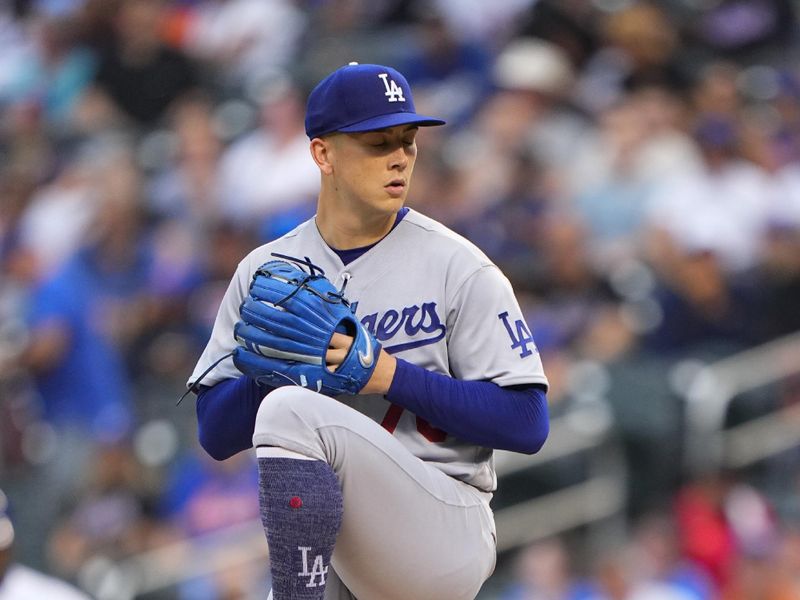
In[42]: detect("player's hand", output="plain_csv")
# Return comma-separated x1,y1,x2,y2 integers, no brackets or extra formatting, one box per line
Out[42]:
326,333,396,395
325,332,352,370
232,260,383,397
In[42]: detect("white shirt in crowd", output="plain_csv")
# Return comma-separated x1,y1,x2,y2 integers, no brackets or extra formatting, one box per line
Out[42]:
217,130,319,223
0,564,91,600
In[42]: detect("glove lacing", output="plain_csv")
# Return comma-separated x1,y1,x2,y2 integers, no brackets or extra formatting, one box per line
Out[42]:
267,252,351,307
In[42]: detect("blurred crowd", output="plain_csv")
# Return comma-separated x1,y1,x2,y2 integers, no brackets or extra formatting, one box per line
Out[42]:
1,0,800,598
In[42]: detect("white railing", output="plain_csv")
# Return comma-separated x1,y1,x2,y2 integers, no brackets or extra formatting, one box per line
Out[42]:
682,330,800,474
78,520,268,600
492,399,627,552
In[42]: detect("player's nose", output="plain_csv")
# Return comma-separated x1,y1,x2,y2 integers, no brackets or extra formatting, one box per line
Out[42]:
388,145,409,171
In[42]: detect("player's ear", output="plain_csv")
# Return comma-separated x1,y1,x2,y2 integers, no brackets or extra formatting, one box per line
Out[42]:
310,137,334,175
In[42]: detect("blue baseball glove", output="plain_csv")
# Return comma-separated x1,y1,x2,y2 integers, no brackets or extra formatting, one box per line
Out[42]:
232,260,381,396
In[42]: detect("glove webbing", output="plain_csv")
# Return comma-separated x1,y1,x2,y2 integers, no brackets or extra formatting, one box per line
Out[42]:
265,252,351,307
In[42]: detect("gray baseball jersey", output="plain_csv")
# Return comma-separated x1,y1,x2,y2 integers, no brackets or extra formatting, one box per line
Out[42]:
190,208,548,492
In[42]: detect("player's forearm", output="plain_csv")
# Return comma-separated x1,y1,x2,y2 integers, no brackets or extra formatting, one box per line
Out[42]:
386,359,549,454
196,375,267,460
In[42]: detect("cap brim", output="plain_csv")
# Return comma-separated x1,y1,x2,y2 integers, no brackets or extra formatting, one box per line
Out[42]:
335,112,445,134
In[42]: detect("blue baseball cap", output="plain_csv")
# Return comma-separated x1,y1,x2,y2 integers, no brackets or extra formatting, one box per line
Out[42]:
305,62,446,139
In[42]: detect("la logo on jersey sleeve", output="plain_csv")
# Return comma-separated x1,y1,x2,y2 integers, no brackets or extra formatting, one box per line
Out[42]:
498,311,538,358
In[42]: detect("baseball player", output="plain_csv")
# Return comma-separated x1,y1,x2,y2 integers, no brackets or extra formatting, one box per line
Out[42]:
187,62,549,600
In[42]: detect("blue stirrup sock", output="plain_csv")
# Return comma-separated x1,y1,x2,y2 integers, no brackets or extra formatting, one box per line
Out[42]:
257,455,343,599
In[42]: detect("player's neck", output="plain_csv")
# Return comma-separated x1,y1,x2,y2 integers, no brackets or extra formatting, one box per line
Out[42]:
316,202,396,250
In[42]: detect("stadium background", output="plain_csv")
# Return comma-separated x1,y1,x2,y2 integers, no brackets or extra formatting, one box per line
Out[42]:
1,0,800,598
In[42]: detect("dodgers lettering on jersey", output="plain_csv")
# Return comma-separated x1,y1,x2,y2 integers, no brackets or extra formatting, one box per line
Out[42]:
353,301,446,353
189,209,548,492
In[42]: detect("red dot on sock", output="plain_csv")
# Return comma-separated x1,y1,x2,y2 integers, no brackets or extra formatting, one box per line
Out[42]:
289,496,303,509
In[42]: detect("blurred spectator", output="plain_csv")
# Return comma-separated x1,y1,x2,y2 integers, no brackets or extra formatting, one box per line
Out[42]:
588,547,701,600
13,148,101,281
574,3,691,116
0,164,38,275
160,449,259,538
675,476,737,591
0,489,91,599
403,143,476,231
571,87,702,270
160,448,264,599
724,482,780,560
181,0,306,91
441,89,537,220
185,220,259,343
0,5,34,98
148,94,223,230
144,97,224,332
0,164,41,474
720,511,800,600
642,245,754,354
645,115,770,275
20,153,157,442
721,555,800,600
217,79,318,232
691,0,796,58
749,165,800,340
0,4,96,128
398,6,493,128
601,3,689,94
751,216,800,340
522,216,625,360
514,0,601,70
690,62,741,120
492,36,598,201
629,513,714,600
428,0,536,45
776,529,800,594
458,149,551,285
80,0,200,129
499,537,590,600
133,218,259,415
769,72,800,168
430,36,582,234
46,444,163,580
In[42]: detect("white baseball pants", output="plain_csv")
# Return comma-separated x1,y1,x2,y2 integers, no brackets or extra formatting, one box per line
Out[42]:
253,387,496,600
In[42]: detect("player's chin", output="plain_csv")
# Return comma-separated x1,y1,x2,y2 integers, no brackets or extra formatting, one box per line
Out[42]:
376,191,406,213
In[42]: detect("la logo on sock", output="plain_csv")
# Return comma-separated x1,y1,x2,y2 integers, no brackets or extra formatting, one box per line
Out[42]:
297,546,328,588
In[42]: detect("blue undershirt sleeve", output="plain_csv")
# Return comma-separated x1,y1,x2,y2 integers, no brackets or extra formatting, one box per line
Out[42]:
386,358,549,454
197,359,549,459
196,375,268,460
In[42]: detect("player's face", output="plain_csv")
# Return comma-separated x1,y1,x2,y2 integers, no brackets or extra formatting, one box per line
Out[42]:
327,125,419,216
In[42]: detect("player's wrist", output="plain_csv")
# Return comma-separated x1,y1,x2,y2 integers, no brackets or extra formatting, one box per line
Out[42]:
360,350,396,395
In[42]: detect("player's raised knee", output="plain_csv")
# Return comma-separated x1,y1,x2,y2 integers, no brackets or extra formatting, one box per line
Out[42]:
254,387,336,438
253,387,343,459
257,386,310,420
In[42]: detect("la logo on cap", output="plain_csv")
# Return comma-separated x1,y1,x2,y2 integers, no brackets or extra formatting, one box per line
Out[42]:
378,73,405,103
